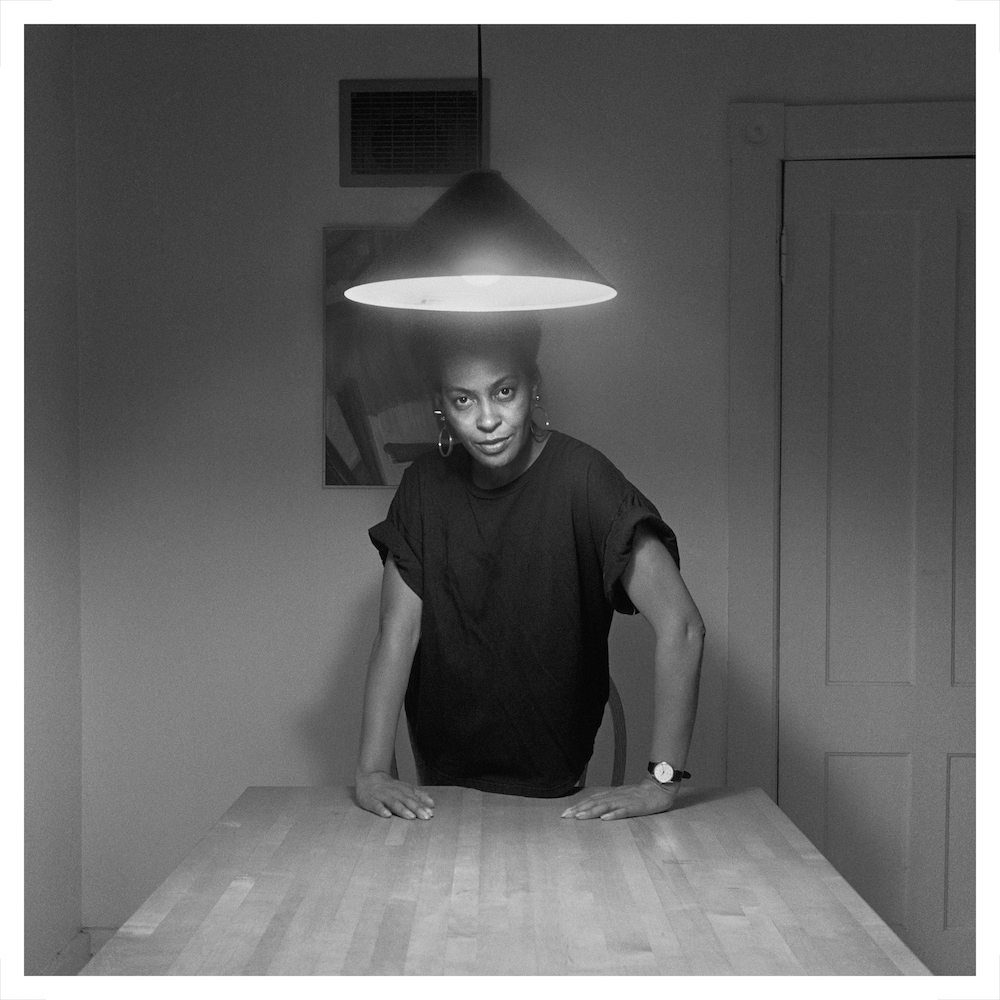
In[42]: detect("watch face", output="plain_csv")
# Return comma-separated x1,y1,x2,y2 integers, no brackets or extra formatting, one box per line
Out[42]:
653,762,675,783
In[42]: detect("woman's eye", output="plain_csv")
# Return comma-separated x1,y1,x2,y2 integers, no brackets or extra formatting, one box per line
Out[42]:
497,386,514,399
453,396,470,407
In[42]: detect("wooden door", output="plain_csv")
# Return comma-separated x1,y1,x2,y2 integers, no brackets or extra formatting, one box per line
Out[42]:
778,158,974,975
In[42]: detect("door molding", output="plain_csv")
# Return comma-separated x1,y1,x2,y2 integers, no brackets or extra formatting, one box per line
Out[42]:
726,101,974,798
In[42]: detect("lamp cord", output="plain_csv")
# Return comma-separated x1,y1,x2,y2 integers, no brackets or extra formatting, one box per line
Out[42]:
477,24,483,170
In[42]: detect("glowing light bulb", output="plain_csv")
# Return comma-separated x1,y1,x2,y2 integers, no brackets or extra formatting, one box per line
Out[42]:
460,274,502,287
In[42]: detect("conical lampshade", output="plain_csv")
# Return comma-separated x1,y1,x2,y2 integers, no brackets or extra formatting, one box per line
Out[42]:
344,170,617,311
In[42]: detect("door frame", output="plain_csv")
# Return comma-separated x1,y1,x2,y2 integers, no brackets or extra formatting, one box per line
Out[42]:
726,101,975,799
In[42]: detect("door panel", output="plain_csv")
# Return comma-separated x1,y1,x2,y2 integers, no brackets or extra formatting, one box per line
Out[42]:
826,208,920,685
945,753,976,930
778,158,974,975
953,209,976,688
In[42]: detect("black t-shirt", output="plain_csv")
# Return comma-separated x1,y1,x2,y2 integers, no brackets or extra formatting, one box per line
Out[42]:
368,430,679,797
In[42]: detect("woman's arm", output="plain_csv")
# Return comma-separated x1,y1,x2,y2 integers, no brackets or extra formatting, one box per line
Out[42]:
355,554,435,820
625,522,704,777
562,522,705,820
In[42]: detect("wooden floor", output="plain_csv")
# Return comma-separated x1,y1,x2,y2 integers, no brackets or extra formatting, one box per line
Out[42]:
81,785,931,976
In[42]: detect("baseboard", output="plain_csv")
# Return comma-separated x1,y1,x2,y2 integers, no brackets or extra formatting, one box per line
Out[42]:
36,930,92,976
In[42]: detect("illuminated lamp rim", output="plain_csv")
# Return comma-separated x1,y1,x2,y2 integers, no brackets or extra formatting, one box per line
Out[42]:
343,275,618,312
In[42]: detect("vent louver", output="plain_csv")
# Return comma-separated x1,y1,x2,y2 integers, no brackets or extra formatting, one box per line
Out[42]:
340,79,490,187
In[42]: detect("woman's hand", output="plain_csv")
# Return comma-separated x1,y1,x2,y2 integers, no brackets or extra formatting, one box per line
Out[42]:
355,769,435,820
560,778,679,821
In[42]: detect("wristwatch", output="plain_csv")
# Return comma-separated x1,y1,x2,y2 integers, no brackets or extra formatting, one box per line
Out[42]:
647,760,691,785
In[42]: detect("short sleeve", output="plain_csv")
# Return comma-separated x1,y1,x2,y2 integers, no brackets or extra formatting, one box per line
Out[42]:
587,452,680,615
368,463,423,599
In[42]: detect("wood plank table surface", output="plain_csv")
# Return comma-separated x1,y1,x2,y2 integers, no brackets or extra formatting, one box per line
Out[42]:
81,785,930,976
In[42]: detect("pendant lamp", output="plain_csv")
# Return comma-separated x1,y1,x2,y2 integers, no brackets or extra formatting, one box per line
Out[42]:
344,28,616,312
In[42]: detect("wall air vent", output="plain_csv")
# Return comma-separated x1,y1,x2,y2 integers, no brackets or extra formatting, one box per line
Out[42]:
339,78,490,187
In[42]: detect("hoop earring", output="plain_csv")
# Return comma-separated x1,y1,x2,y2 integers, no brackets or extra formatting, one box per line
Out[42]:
531,395,551,442
433,409,454,457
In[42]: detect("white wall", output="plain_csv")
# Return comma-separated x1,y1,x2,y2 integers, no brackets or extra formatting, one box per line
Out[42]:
24,25,83,974
68,24,974,927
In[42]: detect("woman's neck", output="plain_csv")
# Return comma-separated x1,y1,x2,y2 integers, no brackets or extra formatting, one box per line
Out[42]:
471,431,550,490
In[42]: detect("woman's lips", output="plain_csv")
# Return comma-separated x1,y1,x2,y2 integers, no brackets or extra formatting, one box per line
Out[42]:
477,437,510,455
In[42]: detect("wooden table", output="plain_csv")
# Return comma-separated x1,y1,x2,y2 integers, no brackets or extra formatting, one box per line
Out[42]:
81,785,930,976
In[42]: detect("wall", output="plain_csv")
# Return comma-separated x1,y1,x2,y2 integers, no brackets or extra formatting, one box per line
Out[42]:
71,24,974,927
24,25,83,974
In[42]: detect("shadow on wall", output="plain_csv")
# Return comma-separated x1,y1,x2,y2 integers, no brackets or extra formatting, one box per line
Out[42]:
297,578,383,786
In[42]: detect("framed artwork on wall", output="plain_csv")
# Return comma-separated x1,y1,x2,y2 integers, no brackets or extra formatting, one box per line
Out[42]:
323,227,438,486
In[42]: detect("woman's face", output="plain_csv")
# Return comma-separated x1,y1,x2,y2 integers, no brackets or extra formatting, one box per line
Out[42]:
438,346,537,481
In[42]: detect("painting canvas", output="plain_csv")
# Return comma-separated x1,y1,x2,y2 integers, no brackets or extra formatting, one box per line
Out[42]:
323,227,439,486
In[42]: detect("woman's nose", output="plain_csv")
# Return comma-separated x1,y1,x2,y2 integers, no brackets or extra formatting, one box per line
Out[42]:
477,403,500,432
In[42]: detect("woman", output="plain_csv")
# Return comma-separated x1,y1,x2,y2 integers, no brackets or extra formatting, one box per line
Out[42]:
356,317,704,821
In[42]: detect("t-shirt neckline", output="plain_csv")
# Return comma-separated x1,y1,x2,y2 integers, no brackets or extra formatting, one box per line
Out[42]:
462,431,560,499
